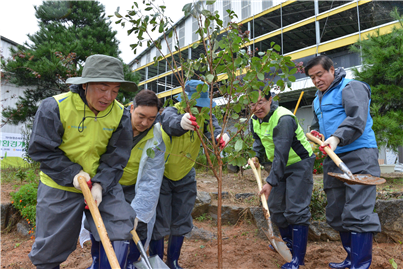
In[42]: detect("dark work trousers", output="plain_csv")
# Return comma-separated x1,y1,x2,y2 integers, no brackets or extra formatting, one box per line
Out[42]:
268,156,315,228
29,181,136,269
323,148,381,233
152,168,197,240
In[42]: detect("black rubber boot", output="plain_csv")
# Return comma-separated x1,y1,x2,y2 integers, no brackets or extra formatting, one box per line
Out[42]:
350,232,373,269
87,233,100,269
279,225,293,253
329,232,351,269
166,235,184,269
99,240,129,269
281,225,309,269
149,238,164,260
126,239,146,269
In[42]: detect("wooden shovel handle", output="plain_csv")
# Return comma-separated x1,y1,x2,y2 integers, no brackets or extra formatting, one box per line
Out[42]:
306,133,344,168
248,159,270,218
78,176,120,269
130,229,140,244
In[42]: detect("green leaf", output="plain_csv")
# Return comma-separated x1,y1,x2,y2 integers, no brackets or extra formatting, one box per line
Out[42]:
206,74,214,83
231,113,239,119
192,42,199,49
273,44,281,51
289,68,297,75
206,0,216,5
389,258,397,269
233,104,242,113
288,75,296,82
258,52,265,56
257,72,264,81
235,139,244,152
146,148,155,159
191,107,199,115
145,7,153,11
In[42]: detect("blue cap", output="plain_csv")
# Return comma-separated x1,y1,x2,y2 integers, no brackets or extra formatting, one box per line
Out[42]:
175,80,216,108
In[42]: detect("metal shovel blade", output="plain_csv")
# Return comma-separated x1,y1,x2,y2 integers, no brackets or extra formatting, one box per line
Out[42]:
134,255,170,269
328,172,386,185
265,219,292,263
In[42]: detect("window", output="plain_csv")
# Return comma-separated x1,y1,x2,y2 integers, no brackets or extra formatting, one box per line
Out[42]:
167,36,172,54
223,0,231,28
242,1,251,20
192,15,199,42
146,51,150,64
262,0,273,10
179,22,185,48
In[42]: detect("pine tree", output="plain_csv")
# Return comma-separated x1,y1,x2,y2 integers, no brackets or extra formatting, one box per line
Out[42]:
1,1,139,125
349,8,403,152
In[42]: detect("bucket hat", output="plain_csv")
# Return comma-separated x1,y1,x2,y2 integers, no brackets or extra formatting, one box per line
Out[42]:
66,54,138,92
175,80,216,108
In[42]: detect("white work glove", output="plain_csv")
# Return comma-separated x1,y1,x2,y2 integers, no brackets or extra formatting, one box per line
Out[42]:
90,183,103,207
180,113,199,131
216,133,230,149
73,170,91,191
133,218,139,231
322,136,340,152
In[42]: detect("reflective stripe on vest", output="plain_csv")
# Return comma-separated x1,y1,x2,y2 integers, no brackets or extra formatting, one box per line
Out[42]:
163,103,205,181
313,78,377,154
40,91,124,193
252,107,313,166
120,127,154,186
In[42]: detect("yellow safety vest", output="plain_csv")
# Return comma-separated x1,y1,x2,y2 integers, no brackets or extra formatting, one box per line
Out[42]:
119,127,154,186
163,103,206,181
40,91,124,193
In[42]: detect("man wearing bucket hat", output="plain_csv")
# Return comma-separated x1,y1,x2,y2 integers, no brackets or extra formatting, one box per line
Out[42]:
149,79,229,268
28,54,138,269
248,87,315,269
305,55,380,269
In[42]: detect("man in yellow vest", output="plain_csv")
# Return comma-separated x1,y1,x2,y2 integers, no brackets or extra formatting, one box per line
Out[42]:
149,80,229,268
28,54,138,269
91,89,166,268
248,88,315,269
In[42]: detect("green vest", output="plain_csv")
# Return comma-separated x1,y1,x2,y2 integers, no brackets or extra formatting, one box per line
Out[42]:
163,103,206,181
252,107,313,167
40,91,124,193
120,128,154,186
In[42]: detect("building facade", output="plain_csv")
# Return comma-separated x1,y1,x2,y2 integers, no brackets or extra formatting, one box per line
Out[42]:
129,0,402,164
1,36,30,159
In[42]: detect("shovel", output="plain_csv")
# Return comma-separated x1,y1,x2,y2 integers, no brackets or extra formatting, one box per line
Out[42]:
78,176,121,269
306,133,386,185
248,159,292,263
131,230,169,269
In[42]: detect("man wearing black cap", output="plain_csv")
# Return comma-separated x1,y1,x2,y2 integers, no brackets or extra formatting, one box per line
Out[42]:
28,54,138,269
149,79,229,268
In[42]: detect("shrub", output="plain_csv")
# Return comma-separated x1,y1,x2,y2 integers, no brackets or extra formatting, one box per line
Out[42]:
313,148,326,174
10,181,38,229
309,187,327,221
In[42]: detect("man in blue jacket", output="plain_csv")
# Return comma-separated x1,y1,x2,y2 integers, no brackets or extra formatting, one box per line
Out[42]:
305,55,381,269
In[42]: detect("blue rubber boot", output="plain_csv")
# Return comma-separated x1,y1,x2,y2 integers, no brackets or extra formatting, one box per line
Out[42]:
350,232,373,269
149,238,164,260
126,239,146,269
329,232,351,269
166,235,184,269
281,225,308,269
279,225,293,254
87,233,100,269
99,240,129,269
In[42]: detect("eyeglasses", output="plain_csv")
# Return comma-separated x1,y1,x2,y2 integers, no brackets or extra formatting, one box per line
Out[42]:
249,99,267,108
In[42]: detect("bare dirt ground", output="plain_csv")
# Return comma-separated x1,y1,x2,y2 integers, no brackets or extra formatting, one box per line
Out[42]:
1,170,403,269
